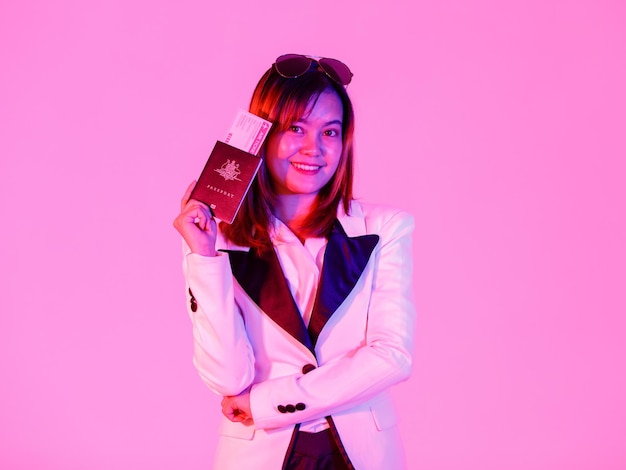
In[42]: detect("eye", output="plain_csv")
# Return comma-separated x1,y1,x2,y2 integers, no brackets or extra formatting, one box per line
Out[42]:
323,128,340,137
288,125,303,133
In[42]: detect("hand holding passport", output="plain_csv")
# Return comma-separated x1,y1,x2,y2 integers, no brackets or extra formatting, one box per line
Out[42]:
190,111,272,223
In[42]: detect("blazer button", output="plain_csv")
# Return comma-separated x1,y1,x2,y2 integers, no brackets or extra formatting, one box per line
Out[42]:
295,403,306,411
285,404,296,413
278,405,287,413
188,288,198,312
302,364,316,375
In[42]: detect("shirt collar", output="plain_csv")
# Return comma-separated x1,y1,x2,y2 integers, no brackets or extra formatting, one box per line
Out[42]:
216,200,368,251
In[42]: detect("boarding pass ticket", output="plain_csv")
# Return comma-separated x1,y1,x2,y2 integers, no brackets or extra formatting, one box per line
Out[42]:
224,110,272,156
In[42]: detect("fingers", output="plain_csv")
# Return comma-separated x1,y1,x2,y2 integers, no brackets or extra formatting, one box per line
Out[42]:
179,181,214,224
178,186,214,229
222,398,239,422
180,181,197,210
188,203,214,231
221,396,251,423
173,200,212,231
173,183,218,256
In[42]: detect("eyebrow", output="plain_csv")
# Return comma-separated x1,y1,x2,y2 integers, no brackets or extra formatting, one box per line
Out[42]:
295,118,343,126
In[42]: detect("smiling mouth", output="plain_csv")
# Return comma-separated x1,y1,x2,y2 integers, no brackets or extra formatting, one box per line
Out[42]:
291,162,322,171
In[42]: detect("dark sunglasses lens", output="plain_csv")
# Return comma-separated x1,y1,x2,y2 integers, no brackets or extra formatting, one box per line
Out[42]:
319,58,353,85
275,54,311,78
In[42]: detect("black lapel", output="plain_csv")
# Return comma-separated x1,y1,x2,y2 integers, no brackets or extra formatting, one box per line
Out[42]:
222,248,314,354
308,221,380,347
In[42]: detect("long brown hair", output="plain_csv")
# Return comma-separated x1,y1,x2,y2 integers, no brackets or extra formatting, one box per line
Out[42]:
220,62,356,251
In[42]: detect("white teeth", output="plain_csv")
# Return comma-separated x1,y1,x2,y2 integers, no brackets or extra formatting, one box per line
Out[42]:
292,162,321,171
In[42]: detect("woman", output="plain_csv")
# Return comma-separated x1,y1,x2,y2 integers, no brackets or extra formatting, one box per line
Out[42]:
173,54,416,469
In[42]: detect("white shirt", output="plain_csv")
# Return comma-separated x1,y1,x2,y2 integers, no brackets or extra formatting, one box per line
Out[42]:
270,219,330,433
270,219,327,326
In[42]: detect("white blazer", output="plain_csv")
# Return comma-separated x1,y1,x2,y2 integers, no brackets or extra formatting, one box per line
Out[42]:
183,201,416,469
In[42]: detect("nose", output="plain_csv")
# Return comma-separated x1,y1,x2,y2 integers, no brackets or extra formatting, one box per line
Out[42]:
301,133,322,157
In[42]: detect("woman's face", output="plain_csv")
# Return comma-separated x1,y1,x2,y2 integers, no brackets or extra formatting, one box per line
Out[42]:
265,89,343,199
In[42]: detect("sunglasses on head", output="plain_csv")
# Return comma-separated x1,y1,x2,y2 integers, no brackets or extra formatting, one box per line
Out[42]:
274,54,353,86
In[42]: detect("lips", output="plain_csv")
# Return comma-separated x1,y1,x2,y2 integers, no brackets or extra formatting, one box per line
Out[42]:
291,162,322,172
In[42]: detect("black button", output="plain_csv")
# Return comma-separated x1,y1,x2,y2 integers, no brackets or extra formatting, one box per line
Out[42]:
295,403,306,411
189,288,198,312
285,404,296,413
278,405,287,413
302,364,316,374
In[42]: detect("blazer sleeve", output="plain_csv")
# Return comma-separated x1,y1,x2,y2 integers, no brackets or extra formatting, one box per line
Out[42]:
183,248,256,396
249,209,416,429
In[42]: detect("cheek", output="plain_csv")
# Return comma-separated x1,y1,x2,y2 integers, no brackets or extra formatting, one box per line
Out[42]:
329,145,343,169
264,137,287,175
266,132,298,160
276,137,300,158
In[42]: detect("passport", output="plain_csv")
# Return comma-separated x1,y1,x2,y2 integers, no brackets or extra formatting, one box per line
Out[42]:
190,141,263,224
190,110,272,224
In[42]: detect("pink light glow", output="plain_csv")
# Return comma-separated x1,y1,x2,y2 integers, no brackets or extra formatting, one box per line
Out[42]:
1,0,624,468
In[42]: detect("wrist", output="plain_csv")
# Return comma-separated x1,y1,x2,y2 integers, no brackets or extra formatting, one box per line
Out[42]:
187,239,217,257
191,246,217,257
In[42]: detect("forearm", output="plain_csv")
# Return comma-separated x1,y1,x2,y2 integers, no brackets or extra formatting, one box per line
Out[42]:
184,251,255,396
250,334,413,429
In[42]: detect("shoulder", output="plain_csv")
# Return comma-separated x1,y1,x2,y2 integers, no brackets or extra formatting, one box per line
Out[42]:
340,200,415,239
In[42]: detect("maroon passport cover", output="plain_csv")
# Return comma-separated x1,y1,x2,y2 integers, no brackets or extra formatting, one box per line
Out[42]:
190,141,262,224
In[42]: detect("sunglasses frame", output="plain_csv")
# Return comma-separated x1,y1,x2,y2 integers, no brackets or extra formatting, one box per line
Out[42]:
274,54,353,86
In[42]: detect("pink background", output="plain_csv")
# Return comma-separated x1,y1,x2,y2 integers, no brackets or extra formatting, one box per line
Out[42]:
1,0,625,468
